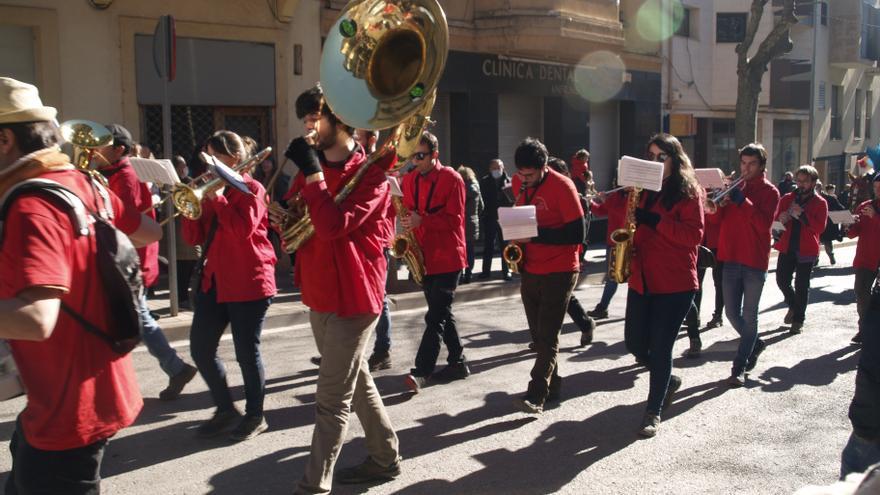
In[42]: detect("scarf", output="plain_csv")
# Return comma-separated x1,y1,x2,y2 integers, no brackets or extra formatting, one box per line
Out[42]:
0,147,74,199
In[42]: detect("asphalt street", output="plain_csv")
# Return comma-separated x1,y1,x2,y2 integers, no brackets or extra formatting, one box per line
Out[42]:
0,244,864,494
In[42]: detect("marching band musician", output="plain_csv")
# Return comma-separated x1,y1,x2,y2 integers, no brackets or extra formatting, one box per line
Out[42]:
611,134,704,437
401,131,470,393
712,143,780,387
588,185,627,320
281,86,401,493
772,165,828,335
847,174,880,346
509,138,585,415
182,131,277,442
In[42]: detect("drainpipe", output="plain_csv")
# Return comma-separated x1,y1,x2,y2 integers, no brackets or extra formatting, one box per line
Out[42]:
807,1,819,163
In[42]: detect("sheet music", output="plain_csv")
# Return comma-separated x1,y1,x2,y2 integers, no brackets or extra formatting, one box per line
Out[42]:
694,168,725,189
617,156,664,191
129,157,180,186
387,175,403,197
828,210,856,225
498,205,538,240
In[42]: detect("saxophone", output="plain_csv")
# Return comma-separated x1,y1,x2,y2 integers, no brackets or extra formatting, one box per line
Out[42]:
389,195,426,286
607,187,641,283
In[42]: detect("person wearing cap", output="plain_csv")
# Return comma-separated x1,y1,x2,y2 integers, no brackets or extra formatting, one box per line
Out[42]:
0,77,162,493
847,174,880,345
91,124,198,401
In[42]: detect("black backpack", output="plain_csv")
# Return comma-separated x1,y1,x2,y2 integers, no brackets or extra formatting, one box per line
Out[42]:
0,176,144,354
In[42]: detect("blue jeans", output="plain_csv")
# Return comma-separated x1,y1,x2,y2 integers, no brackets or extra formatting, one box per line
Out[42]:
597,248,619,310
373,249,392,355
723,262,767,374
841,432,880,479
624,289,695,415
190,286,272,417
138,292,185,378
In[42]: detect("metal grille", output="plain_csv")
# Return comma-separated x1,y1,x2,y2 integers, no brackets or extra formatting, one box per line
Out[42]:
224,115,264,148
142,105,215,163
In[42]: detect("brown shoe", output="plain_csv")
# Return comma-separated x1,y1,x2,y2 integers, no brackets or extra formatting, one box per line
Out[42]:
159,364,198,401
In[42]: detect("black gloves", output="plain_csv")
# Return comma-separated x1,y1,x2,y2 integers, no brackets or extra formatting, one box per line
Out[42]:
728,186,745,205
285,137,322,177
635,208,661,229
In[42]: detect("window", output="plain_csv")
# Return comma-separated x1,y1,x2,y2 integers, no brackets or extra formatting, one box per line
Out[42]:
866,91,873,140
820,2,828,26
855,89,863,140
709,119,738,174
717,13,747,43
831,85,842,140
675,8,692,38
773,120,802,182
818,82,826,111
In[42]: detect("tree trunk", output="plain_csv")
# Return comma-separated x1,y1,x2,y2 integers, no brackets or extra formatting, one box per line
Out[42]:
734,67,764,149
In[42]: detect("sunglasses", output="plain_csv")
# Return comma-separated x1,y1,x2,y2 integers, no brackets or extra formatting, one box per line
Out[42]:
413,151,430,160
647,152,669,163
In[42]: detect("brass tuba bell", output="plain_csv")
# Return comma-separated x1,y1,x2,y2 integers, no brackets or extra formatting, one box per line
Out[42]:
59,119,113,174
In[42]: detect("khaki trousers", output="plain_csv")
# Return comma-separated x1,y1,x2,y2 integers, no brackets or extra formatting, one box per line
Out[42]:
296,311,399,494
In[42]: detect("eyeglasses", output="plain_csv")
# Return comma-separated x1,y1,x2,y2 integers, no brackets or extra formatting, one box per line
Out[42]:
647,152,669,163
413,151,429,160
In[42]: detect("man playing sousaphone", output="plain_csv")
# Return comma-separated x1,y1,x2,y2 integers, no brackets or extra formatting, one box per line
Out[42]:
278,85,401,493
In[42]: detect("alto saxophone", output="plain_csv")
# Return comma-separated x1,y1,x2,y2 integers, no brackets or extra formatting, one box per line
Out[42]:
389,195,426,285
607,187,641,283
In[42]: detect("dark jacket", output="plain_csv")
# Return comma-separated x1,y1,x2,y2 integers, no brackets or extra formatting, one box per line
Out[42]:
850,295,880,443
777,178,796,195
463,178,483,242
479,172,512,221
820,192,845,243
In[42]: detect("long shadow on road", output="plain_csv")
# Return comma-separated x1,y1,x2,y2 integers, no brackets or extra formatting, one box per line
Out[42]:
758,345,860,393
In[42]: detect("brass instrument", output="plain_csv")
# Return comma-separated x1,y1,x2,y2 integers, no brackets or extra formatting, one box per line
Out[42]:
275,0,448,256
501,184,527,274
59,119,113,187
389,195,426,285
704,174,745,214
608,187,641,283
166,147,273,222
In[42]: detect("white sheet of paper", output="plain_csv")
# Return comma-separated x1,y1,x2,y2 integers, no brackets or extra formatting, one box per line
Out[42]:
694,168,725,189
386,175,403,197
129,157,180,186
828,210,856,225
617,156,664,191
497,205,538,240
772,221,786,232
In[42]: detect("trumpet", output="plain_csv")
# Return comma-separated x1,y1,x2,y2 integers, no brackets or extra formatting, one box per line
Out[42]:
704,174,746,214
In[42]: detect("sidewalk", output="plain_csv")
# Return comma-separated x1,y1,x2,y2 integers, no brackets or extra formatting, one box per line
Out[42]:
146,244,611,343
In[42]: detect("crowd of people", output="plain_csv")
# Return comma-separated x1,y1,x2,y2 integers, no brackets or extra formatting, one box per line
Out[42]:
0,76,878,494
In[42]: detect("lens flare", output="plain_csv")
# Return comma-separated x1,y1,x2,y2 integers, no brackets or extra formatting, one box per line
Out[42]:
572,51,628,103
635,0,685,43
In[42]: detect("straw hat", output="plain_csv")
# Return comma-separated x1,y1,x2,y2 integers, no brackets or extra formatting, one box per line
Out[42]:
0,77,57,124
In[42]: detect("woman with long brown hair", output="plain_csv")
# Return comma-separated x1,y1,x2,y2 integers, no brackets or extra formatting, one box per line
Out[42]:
608,133,704,437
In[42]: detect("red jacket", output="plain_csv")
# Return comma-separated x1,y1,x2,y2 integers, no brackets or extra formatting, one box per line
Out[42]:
715,174,780,271
182,174,276,303
773,191,828,257
401,162,468,275
848,199,880,270
624,189,704,295
704,214,721,249
101,158,159,287
591,190,627,245
287,147,395,316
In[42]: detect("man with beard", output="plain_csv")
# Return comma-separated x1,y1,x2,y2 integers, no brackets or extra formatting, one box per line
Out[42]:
773,165,828,335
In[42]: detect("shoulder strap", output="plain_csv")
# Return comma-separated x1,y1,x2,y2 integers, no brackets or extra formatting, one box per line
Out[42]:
0,179,91,239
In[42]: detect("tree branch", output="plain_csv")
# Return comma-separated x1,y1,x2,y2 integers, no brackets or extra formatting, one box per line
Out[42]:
737,0,769,69
749,0,798,70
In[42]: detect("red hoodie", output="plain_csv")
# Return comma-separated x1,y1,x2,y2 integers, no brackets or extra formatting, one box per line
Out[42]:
401,162,468,275
848,199,880,271
773,191,828,257
715,174,780,271
590,190,627,245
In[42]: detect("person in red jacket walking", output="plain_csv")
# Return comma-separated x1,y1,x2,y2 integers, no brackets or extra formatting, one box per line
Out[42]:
92,124,198,400
509,138,586,415
773,164,828,335
182,131,276,442
606,134,704,437
847,174,880,345
402,131,470,393
714,143,780,387
283,86,400,492
588,186,627,319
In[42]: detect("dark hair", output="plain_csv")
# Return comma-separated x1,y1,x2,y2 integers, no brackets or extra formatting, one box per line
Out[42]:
0,121,61,155
205,130,246,163
739,142,768,168
514,137,548,170
574,149,590,160
796,164,819,181
547,156,570,176
420,131,438,154
295,85,353,135
646,133,700,210
252,158,277,184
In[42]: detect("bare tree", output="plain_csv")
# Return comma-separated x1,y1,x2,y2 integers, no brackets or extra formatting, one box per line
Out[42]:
734,0,799,148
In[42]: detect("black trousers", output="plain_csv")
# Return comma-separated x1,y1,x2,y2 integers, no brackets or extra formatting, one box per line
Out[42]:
480,218,509,276
6,419,107,495
776,252,815,324
413,271,464,376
